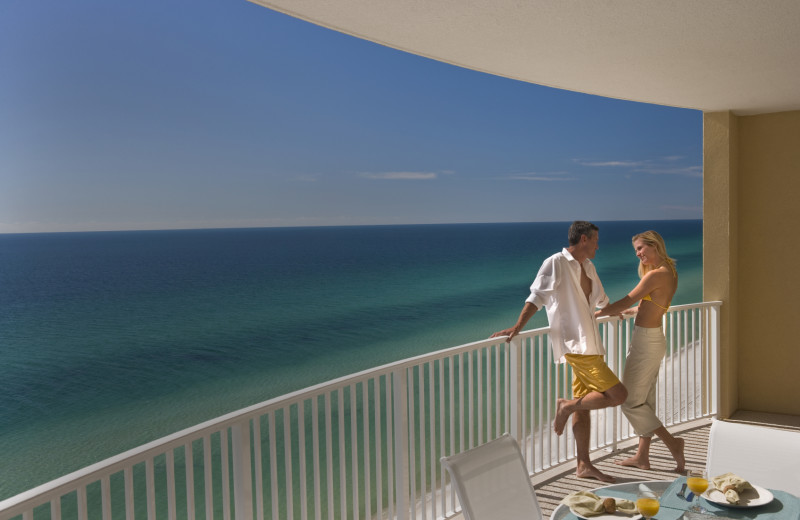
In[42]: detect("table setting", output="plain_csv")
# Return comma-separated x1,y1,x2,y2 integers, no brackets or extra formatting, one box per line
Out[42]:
551,472,800,520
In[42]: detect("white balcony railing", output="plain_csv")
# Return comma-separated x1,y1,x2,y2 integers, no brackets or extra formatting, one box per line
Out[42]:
0,301,721,520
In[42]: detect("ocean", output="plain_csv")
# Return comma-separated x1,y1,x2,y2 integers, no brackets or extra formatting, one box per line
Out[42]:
0,220,702,500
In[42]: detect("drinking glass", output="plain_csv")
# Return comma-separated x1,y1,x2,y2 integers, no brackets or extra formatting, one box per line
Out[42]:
686,469,709,513
636,490,660,520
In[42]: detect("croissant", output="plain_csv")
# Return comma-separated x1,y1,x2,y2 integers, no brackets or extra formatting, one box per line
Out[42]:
711,472,753,504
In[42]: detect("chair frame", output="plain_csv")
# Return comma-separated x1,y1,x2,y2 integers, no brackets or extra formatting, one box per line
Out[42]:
440,433,543,520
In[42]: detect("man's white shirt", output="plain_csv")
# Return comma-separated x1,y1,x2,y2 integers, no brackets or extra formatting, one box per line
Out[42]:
525,248,609,363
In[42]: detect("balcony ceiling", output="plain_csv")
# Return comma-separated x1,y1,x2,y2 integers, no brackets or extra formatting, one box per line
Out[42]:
248,0,800,115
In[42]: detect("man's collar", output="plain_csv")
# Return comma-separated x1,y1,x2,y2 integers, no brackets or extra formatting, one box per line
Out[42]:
562,247,587,264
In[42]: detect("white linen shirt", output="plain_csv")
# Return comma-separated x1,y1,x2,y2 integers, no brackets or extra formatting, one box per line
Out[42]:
525,248,609,363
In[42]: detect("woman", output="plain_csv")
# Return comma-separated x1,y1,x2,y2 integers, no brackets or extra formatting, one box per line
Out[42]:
596,230,685,472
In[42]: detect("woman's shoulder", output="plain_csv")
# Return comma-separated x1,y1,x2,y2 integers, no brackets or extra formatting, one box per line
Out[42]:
654,263,677,276
643,266,675,284
648,267,678,292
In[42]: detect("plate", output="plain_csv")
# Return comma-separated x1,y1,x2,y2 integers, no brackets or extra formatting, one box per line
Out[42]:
569,497,643,520
701,483,774,508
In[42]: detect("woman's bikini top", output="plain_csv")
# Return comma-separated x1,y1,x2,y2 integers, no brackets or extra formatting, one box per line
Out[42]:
642,294,670,311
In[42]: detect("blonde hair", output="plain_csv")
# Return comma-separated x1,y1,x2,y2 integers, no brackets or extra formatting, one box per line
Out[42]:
633,230,676,279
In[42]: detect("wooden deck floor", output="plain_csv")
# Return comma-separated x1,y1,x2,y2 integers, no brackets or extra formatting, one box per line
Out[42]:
533,418,713,518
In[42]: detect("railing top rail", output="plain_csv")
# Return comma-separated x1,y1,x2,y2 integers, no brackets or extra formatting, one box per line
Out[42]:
0,300,722,516
0,334,519,513
595,300,722,324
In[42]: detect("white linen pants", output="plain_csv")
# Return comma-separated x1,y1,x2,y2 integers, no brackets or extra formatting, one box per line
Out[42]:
621,326,666,437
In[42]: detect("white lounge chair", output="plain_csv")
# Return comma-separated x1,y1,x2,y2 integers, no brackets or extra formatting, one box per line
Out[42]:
706,418,800,495
440,433,543,520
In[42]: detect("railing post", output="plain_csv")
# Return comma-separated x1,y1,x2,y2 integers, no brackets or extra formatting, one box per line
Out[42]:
710,302,721,416
231,420,253,520
606,319,619,450
509,338,523,443
392,368,410,520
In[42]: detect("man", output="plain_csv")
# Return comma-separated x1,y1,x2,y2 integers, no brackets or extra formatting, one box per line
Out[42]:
491,221,627,483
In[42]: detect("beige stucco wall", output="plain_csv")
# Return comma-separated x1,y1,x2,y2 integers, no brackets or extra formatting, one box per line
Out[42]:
704,110,800,417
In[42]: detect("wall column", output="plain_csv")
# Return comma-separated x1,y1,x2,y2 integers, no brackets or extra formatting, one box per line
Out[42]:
702,111,738,418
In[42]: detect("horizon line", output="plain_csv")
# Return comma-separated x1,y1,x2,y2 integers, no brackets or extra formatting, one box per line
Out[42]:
0,218,703,236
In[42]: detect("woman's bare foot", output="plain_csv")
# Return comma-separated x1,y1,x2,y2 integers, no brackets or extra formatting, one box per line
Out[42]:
576,462,616,483
670,437,686,473
553,398,571,435
614,455,650,470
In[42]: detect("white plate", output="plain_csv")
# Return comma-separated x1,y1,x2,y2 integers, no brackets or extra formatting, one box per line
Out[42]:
701,483,774,508
569,497,643,520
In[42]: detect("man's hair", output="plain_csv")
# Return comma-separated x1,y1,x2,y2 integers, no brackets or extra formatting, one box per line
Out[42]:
568,221,599,245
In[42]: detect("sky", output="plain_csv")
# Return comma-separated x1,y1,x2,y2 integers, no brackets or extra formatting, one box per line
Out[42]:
0,0,703,234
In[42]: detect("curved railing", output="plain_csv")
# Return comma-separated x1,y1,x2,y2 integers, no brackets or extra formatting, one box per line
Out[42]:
0,301,720,520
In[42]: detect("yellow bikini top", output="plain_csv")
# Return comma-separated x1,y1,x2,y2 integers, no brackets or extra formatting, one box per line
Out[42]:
642,294,670,311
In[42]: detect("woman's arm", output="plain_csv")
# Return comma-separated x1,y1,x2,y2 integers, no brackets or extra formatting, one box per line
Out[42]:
596,295,636,317
620,306,639,316
596,271,661,317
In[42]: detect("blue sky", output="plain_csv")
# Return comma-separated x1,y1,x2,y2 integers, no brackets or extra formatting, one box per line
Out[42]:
0,0,703,233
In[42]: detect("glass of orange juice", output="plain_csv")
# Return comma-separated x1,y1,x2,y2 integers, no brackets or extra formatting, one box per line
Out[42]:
686,469,709,512
636,490,660,519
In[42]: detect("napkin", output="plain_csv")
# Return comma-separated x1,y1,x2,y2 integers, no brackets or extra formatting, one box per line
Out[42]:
561,491,638,517
711,472,753,505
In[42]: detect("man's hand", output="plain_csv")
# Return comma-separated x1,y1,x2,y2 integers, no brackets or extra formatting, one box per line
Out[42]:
490,326,519,341
490,303,537,342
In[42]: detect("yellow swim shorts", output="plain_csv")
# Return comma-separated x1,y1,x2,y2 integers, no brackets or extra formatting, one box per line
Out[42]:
564,354,621,398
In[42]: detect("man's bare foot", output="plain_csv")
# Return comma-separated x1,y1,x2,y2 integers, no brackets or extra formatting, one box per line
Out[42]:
576,464,616,483
614,455,650,470
553,398,571,435
670,437,686,473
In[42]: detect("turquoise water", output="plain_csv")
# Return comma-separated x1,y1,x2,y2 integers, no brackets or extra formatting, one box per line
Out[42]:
0,220,702,499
